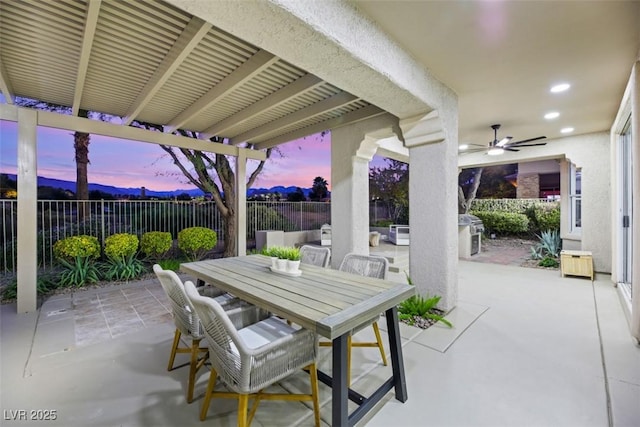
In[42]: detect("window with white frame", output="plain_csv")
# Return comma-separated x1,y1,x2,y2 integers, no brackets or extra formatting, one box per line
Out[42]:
569,164,582,233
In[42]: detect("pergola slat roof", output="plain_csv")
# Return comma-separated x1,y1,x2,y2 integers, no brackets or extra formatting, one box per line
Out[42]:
0,0,386,148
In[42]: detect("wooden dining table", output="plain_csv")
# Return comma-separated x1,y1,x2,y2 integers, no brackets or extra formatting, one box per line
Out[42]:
180,254,415,426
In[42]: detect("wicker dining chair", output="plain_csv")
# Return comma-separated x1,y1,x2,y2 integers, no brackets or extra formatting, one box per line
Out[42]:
335,253,389,384
153,265,260,403
184,281,321,427
299,245,331,268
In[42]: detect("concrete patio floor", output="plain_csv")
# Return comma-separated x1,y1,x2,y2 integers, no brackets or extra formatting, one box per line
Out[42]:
1,261,639,426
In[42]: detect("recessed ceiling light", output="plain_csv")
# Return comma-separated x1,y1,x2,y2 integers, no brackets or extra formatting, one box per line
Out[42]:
550,83,570,93
561,127,574,134
544,112,560,120
458,144,469,150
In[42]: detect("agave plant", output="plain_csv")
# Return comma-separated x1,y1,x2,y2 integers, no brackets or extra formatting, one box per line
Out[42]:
530,229,561,260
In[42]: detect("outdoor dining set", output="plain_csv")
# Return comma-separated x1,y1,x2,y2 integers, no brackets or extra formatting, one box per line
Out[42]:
153,245,414,427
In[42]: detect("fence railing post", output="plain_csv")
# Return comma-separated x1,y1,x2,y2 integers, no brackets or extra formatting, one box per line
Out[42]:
101,199,105,246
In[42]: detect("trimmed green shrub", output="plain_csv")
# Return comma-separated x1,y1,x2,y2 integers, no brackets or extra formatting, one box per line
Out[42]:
140,231,172,260
178,227,218,261
104,233,139,261
53,235,101,261
525,204,560,234
471,210,530,235
101,233,144,281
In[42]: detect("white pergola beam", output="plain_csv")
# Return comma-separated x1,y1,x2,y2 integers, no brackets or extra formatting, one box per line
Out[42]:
123,17,211,126
254,104,385,150
166,49,277,133
202,73,323,137
0,57,15,104
71,0,101,116
33,108,266,160
232,92,358,145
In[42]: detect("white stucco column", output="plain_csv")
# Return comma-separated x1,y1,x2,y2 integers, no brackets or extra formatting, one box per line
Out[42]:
330,114,406,268
330,132,370,268
16,108,38,313
402,111,459,311
235,152,247,256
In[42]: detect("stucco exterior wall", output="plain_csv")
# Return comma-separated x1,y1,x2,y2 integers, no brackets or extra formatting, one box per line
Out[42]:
460,132,612,272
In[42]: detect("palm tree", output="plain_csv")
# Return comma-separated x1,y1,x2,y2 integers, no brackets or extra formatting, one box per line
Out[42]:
310,176,328,200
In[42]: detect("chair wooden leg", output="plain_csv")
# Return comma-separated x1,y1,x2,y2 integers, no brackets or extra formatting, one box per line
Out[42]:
372,323,388,366
200,367,217,421
168,329,181,371
187,338,201,403
237,394,249,427
347,335,352,386
309,363,321,427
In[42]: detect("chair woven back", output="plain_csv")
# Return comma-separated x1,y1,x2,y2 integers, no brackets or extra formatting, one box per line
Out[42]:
153,264,203,339
339,253,389,280
299,245,331,268
184,281,254,392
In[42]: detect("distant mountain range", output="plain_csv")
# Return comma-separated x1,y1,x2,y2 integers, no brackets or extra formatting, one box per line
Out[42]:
4,174,320,198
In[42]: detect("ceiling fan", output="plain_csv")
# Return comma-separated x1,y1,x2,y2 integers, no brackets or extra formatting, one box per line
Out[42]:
463,124,547,155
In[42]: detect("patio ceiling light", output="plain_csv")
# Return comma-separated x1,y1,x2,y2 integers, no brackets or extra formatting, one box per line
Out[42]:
487,147,504,156
550,83,571,93
561,127,575,133
458,144,469,150
544,111,560,120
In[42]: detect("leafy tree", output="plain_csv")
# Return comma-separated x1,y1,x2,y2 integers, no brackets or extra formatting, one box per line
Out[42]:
475,164,517,199
134,123,272,258
175,192,192,201
309,176,328,200
287,187,306,202
369,159,409,224
458,168,483,214
0,174,17,197
458,164,517,213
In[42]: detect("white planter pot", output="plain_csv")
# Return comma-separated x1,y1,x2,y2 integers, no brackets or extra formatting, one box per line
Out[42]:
270,257,278,269
287,260,301,273
276,258,288,271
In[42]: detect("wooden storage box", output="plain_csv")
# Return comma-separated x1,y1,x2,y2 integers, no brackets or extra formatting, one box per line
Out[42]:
560,250,594,280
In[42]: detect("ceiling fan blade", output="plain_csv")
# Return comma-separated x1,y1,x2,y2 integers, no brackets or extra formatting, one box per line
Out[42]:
508,136,547,145
496,136,512,147
507,142,547,148
461,148,488,153
504,147,520,152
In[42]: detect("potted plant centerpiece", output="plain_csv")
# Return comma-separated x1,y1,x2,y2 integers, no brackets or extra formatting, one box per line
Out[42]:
262,246,301,275
283,247,301,273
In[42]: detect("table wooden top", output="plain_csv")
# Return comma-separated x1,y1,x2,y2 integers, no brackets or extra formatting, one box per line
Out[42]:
180,255,415,339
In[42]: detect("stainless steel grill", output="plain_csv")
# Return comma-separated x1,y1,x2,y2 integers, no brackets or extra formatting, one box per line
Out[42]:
458,214,484,256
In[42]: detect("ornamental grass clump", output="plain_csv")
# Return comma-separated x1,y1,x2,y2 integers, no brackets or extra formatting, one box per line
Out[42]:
53,235,101,287
140,231,173,260
101,233,145,281
178,227,217,261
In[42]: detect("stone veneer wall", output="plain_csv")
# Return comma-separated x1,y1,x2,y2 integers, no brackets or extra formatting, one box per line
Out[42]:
516,173,540,198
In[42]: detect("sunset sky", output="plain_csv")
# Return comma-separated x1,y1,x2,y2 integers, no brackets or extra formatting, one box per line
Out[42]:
1,119,388,192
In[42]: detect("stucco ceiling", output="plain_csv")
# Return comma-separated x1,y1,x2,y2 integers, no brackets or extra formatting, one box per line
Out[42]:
355,0,640,150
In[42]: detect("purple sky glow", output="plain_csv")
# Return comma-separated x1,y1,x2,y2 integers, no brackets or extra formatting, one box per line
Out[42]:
1,120,389,192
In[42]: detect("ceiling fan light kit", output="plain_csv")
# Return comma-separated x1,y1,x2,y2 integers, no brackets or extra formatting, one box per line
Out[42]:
462,124,547,155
